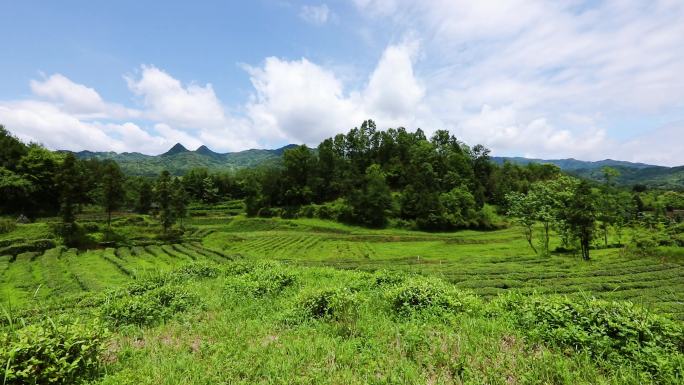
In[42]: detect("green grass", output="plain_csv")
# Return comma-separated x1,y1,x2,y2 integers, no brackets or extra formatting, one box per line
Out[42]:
203,216,684,321
1,214,683,384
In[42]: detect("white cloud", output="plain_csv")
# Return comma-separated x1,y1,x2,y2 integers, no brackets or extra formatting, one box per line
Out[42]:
299,4,331,25
3,0,684,167
614,122,684,167
350,0,684,164
30,74,137,119
126,65,226,129
0,100,166,153
363,41,424,122
244,56,363,144
242,40,430,145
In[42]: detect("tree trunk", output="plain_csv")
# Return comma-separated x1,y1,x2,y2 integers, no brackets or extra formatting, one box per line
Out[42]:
581,237,590,260
525,225,537,254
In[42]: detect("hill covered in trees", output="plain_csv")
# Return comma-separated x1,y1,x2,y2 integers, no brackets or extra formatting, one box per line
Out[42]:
493,157,684,189
68,136,684,188
70,143,298,176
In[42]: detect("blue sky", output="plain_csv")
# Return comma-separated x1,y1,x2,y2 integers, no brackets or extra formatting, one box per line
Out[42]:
1,1,683,165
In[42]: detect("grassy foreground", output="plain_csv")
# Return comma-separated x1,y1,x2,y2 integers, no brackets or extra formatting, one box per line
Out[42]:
1,212,684,384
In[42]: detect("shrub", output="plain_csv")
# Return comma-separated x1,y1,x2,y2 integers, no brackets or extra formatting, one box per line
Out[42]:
0,218,16,234
297,204,316,218
372,269,407,287
225,261,296,297
492,293,684,383
0,239,56,256
101,285,200,327
169,263,220,281
0,321,107,384
387,279,480,318
288,288,359,323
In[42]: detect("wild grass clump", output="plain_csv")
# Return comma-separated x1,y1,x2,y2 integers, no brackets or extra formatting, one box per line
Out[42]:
386,278,481,319
224,261,296,297
100,284,200,327
492,292,684,383
0,320,107,384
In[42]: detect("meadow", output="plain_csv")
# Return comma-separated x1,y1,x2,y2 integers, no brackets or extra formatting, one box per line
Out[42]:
1,206,683,384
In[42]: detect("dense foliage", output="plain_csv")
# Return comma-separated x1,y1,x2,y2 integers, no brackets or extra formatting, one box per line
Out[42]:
242,120,560,230
1,320,107,384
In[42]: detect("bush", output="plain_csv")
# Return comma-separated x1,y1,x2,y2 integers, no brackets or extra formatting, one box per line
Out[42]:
297,204,316,218
0,321,107,384
0,238,56,256
0,218,16,234
491,293,684,383
101,285,200,327
372,269,407,287
288,288,359,323
169,263,220,281
387,279,480,318
225,261,296,297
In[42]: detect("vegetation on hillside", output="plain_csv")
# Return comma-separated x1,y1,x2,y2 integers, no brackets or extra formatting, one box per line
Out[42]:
1,121,684,384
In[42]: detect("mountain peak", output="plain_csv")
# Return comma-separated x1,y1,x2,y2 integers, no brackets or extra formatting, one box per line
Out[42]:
195,145,219,156
162,143,189,156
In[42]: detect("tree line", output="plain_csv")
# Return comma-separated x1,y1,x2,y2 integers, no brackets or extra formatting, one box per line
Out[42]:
2,123,683,254
241,120,562,230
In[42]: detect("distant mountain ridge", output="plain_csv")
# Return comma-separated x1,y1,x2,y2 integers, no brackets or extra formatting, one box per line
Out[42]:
493,156,684,189
71,143,299,176
70,144,684,188
491,156,660,171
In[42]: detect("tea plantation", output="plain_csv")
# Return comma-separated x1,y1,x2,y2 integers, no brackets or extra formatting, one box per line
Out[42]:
1,211,683,384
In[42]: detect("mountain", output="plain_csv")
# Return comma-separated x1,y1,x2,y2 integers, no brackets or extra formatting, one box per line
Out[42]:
162,143,189,156
493,156,684,189
491,157,658,171
73,144,297,176
72,145,684,188
195,145,220,158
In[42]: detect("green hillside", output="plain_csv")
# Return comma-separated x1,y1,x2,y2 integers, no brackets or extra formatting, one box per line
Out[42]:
70,143,298,176
493,157,684,188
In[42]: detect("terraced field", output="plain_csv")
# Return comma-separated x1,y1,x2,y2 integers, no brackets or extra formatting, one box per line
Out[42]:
2,214,683,321
0,241,233,309
204,217,684,321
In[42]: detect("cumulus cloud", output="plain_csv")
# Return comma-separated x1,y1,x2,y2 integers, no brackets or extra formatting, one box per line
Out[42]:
126,66,226,129
30,74,137,119
244,56,363,144
2,0,683,165
299,4,331,25
243,40,428,145
352,0,684,164
0,100,168,153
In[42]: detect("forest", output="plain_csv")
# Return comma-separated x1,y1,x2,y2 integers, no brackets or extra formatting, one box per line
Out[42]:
1,122,684,384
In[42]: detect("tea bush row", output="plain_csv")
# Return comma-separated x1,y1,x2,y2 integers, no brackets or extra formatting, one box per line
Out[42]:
0,320,107,384
491,292,684,383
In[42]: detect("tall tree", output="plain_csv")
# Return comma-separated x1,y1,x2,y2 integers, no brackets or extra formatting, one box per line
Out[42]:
55,153,82,244
155,170,174,234
171,177,189,229
565,181,596,260
135,179,153,214
348,164,393,228
99,161,125,231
